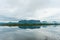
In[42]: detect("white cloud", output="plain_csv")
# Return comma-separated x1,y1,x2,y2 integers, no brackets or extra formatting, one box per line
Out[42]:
34,8,60,20
0,0,49,19
0,0,60,21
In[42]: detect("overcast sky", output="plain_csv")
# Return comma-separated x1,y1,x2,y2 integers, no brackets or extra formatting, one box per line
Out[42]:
0,0,60,21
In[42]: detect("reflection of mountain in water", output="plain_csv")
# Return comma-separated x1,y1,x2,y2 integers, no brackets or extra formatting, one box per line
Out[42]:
18,20,41,29
19,26,41,29
18,25,57,29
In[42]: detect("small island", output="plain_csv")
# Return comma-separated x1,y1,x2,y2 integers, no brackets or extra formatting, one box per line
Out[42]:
0,20,59,26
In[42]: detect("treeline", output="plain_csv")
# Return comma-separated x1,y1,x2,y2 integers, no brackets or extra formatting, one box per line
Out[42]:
0,23,60,26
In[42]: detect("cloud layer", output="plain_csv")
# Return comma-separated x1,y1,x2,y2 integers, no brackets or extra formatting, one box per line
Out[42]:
0,0,60,21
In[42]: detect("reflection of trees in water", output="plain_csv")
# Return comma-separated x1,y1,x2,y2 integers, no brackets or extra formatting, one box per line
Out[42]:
18,25,57,29
42,25,57,28
53,25,57,27
42,25,47,28
18,26,41,29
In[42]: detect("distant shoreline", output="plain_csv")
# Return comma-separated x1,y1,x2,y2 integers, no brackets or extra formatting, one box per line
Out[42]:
0,23,60,26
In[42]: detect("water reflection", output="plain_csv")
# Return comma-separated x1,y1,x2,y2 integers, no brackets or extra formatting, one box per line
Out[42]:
18,25,57,29
0,25,60,40
42,25,47,28
19,26,41,29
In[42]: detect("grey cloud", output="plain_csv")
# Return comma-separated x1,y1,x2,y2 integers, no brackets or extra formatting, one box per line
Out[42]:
4,0,49,19
0,0,60,20
49,0,60,8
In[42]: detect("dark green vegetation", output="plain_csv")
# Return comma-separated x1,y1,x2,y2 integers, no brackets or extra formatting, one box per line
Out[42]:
0,23,60,26
0,20,60,26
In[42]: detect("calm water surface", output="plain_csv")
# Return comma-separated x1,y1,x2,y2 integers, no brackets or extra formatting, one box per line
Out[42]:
0,25,60,40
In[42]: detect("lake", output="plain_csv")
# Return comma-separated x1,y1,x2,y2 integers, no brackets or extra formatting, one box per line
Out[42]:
0,25,60,40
